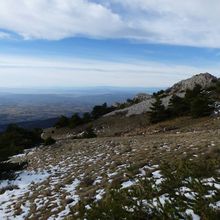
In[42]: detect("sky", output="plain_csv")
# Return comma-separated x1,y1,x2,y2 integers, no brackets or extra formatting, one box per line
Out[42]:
0,0,220,88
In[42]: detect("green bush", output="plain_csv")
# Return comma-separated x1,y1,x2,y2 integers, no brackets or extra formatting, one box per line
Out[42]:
44,137,56,146
213,80,220,94
56,112,93,129
55,115,69,128
0,161,28,180
153,89,165,98
91,103,115,119
82,112,92,123
0,185,19,195
69,113,83,128
0,124,42,162
82,127,97,139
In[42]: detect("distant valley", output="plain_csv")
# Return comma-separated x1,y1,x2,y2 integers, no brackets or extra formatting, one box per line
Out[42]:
0,87,161,131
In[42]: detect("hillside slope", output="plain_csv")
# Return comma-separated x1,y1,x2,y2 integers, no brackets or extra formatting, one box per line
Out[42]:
1,116,220,219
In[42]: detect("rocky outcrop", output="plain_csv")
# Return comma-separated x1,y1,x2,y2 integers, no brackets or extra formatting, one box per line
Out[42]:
106,93,185,117
214,102,220,116
133,93,151,102
167,73,217,94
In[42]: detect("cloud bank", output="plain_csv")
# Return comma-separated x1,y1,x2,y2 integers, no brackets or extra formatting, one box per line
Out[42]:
0,54,218,88
0,0,220,47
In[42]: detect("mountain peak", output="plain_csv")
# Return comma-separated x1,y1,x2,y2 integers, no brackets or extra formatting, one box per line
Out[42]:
168,72,217,94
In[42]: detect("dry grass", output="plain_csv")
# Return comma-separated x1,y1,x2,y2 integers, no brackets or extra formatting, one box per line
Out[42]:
1,116,220,219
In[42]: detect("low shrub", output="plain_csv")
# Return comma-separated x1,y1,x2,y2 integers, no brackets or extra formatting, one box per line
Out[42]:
74,156,220,219
0,161,28,180
0,124,42,162
81,177,94,187
0,185,19,195
82,127,97,139
44,137,56,146
55,115,69,128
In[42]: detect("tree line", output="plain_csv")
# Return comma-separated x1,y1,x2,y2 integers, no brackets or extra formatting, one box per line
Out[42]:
149,84,217,123
55,103,116,129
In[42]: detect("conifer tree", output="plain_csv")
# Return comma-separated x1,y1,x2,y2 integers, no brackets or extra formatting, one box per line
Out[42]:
168,95,188,117
149,97,167,123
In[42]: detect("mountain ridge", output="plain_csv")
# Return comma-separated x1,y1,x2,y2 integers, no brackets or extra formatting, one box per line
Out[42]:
167,72,217,94
106,73,219,117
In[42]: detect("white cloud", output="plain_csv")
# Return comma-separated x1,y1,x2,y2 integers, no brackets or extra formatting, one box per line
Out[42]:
0,0,220,47
0,31,11,39
0,0,124,40
111,0,220,47
0,54,219,88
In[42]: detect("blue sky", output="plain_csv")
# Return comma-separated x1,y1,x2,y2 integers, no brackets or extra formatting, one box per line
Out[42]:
0,0,220,88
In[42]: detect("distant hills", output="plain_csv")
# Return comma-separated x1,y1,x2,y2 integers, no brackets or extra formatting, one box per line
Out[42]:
0,87,162,131
0,118,60,132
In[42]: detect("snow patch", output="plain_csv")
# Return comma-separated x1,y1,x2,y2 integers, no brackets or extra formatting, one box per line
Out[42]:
185,209,200,220
0,170,50,219
95,189,105,201
121,180,136,189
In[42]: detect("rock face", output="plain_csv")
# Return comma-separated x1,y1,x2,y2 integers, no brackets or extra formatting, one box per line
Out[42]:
214,102,220,116
106,93,185,117
105,73,217,117
167,73,217,94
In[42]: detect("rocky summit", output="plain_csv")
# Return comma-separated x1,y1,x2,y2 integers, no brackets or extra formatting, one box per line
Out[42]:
167,73,217,94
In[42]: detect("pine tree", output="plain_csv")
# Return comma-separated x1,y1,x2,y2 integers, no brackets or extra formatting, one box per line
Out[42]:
55,115,69,128
190,94,213,118
184,84,214,118
168,95,188,117
82,112,92,123
149,97,168,123
69,113,83,128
